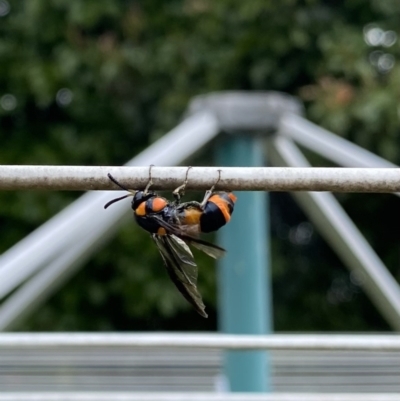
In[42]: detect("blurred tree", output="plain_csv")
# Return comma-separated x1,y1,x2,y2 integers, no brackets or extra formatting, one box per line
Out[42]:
0,0,398,331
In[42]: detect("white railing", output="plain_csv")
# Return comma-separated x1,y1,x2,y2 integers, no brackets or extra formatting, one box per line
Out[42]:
1,334,400,399
0,333,400,351
0,392,399,401
0,165,399,192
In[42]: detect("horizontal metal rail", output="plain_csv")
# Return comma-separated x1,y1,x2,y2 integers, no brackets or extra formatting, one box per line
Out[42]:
1,333,400,351
0,393,399,401
0,166,399,192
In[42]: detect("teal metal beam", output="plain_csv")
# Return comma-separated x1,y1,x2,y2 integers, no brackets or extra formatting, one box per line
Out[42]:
216,136,272,392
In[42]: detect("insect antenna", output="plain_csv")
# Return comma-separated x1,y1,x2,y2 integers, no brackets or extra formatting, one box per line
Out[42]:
107,173,130,191
104,173,136,209
104,194,133,209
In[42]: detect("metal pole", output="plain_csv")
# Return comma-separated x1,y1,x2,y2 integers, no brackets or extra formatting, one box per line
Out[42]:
216,136,272,392
1,333,400,351
0,166,400,192
269,136,400,331
0,392,399,401
0,222,120,330
280,113,397,168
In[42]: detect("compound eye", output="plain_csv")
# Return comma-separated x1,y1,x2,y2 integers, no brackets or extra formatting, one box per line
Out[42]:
131,191,143,210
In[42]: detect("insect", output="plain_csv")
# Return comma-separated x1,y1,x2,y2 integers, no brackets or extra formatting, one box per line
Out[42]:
170,167,237,237
104,167,236,318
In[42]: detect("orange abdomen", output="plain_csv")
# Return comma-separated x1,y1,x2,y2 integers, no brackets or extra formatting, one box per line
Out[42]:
181,207,203,225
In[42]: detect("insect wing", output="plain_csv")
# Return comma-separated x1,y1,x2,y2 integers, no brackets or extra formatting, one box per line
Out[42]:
165,235,198,285
151,214,226,260
185,238,226,259
150,214,186,236
152,234,207,318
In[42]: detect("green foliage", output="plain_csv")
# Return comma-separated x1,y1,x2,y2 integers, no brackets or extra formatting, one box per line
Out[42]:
0,0,399,331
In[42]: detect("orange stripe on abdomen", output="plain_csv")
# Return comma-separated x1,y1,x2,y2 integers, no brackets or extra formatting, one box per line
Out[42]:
228,193,237,203
208,195,231,223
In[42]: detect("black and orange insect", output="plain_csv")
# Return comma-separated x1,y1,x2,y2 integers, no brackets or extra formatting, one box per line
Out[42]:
104,167,236,317
169,167,237,237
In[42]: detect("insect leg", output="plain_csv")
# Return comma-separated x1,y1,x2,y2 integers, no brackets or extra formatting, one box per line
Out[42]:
173,166,192,204
199,169,221,209
143,164,154,195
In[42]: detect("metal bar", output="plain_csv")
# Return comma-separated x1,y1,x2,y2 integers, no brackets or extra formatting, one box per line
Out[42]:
216,137,271,391
0,333,400,351
280,113,397,168
0,166,400,192
0,111,220,304
0,222,119,330
0,393,399,401
269,136,400,331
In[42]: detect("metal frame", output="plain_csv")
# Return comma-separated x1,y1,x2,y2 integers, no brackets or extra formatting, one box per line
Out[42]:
0,392,399,401
269,136,400,330
1,333,400,351
0,91,400,395
216,137,271,391
0,165,399,192
1,95,399,332
280,112,397,169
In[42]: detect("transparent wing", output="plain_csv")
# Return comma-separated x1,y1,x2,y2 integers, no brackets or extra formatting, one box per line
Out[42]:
185,238,226,259
151,214,226,259
165,234,197,285
152,235,193,284
152,234,207,318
